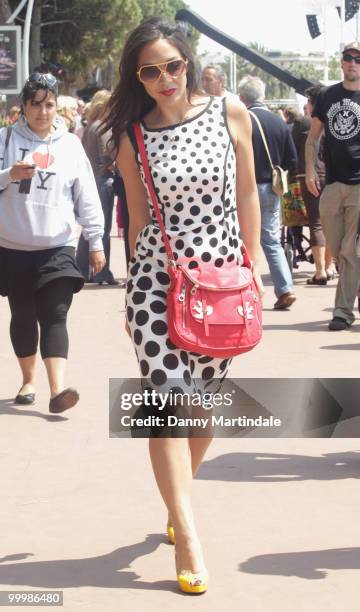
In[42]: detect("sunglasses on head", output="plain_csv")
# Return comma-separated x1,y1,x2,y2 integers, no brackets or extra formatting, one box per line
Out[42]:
137,58,188,83
342,53,360,64
26,72,58,90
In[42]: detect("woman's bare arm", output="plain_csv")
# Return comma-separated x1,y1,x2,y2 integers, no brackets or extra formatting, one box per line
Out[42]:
305,116,324,197
225,98,264,296
116,133,151,259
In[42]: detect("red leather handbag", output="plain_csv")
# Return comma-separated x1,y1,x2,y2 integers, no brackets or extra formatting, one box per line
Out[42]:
133,122,262,358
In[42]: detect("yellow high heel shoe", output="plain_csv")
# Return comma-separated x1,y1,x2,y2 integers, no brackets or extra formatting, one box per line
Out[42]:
177,569,208,594
167,524,175,545
175,547,208,594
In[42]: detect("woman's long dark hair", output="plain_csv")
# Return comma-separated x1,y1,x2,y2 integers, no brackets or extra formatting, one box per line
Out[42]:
102,17,199,157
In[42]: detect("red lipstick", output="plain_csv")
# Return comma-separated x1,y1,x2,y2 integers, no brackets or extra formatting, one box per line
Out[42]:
160,88,176,96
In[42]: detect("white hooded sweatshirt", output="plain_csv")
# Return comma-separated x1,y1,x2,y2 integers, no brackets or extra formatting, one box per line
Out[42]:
0,116,104,251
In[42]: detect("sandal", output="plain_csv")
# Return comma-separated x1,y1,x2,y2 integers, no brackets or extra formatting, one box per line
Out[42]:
167,524,175,545
306,276,327,285
175,548,208,594
177,569,208,594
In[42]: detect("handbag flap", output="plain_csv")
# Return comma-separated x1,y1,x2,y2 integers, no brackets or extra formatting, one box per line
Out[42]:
189,287,259,325
179,263,252,290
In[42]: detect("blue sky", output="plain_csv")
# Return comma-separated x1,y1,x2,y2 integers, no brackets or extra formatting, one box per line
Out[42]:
187,0,359,58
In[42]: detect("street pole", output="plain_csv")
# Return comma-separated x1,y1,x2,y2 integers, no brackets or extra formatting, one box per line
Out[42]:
228,54,233,92
340,0,345,52
323,2,329,84
232,52,237,94
22,0,34,81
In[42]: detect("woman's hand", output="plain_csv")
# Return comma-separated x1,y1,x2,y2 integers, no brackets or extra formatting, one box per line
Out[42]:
252,265,265,302
305,171,321,197
9,161,37,182
89,250,106,276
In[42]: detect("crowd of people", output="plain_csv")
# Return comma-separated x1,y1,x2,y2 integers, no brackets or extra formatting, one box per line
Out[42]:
200,52,360,329
0,16,359,596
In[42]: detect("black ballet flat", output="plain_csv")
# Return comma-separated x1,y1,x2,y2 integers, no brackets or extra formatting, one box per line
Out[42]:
14,393,35,405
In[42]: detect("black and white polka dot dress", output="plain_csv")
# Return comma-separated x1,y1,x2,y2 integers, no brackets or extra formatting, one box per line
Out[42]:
126,97,243,393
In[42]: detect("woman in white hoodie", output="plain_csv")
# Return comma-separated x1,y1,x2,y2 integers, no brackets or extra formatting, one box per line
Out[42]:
0,73,105,413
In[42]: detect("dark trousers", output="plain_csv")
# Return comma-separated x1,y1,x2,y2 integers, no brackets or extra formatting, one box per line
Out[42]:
8,277,74,359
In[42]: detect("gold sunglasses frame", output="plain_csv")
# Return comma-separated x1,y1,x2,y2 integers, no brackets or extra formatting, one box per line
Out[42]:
136,58,188,83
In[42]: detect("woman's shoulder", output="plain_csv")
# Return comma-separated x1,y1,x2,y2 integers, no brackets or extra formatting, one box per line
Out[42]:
190,93,211,107
0,125,11,141
62,131,84,148
56,131,89,163
224,96,247,119
118,128,136,157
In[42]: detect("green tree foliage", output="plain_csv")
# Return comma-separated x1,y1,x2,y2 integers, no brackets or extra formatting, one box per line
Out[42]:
328,54,341,81
6,0,192,87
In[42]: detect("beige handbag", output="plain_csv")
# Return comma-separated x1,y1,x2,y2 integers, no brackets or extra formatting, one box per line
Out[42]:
249,110,288,196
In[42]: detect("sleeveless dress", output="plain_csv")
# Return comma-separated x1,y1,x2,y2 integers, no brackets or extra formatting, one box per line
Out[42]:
126,97,243,393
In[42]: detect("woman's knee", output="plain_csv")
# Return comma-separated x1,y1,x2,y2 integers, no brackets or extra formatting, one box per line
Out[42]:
37,301,69,328
36,279,73,325
309,224,326,248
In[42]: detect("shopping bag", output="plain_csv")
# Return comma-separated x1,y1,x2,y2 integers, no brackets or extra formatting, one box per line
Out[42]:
281,181,309,227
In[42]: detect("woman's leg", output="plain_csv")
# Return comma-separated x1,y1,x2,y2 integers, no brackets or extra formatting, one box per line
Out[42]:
167,428,213,532
16,355,37,395
310,245,326,278
325,246,336,276
35,277,74,398
189,435,214,476
7,257,38,395
300,178,327,279
43,357,67,398
149,437,205,573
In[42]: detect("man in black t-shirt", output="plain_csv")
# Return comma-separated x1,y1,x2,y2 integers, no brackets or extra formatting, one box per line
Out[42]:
306,42,360,331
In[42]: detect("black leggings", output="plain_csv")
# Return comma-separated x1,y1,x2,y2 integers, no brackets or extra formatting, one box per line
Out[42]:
8,277,74,359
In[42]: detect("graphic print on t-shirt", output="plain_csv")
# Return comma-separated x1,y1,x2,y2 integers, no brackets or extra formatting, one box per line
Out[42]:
32,151,55,169
327,98,360,140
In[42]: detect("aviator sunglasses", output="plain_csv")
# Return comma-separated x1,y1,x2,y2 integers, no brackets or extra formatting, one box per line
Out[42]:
137,58,188,83
342,53,360,64
26,72,58,91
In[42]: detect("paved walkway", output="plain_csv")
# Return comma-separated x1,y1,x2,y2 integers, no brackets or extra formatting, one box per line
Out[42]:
0,232,359,611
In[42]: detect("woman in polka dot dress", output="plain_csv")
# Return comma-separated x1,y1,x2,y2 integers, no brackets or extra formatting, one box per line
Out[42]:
104,17,263,594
